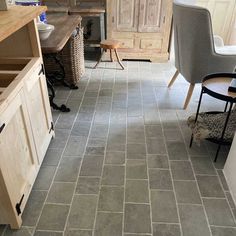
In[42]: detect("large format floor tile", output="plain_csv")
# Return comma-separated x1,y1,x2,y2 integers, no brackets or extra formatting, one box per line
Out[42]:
124,203,152,234
179,204,211,236
3,60,235,236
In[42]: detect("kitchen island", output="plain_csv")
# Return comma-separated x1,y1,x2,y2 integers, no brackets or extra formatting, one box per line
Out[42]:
0,6,54,229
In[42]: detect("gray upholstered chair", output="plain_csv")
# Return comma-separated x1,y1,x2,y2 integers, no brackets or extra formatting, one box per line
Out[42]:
168,2,236,109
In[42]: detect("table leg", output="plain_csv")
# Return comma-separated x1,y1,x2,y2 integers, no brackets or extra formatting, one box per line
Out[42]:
224,101,229,112
46,79,70,112
190,88,204,147
110,49,113,62
94,49,104,69
100,13,105,54
214,102,233,162
114,49,125,70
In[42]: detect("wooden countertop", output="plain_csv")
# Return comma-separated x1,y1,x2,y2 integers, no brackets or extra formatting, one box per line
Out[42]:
0,5,47,43
69,5,105,14
40,14,82,54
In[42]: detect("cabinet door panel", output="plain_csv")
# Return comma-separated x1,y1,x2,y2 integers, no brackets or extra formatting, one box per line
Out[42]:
140,39,162,49
112,0,139,32
24,62,53,164
138,0,165,32
0,90,38,224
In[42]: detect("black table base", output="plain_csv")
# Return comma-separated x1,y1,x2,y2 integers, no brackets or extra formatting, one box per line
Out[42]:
43,54,79,112
190,73,236,162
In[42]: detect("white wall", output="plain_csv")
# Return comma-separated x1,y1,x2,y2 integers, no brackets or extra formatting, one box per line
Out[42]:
174,0,197,4
224,134,236,206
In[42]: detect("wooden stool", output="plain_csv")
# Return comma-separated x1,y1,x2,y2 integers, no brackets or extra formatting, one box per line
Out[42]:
94,39,125,70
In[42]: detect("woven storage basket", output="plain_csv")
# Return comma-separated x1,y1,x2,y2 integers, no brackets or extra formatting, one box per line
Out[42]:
43,27,85,87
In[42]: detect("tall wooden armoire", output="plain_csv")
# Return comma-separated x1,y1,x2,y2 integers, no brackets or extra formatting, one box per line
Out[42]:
106,0,173,62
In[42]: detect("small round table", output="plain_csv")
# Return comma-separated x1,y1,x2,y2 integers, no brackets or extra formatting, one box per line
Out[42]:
190,73,236,162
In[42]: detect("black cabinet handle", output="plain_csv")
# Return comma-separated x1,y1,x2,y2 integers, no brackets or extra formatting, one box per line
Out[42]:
0,123,5,133
16,194,24,215
38,64,45,76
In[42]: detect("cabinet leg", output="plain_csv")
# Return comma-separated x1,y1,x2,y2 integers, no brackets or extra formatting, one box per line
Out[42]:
10,217,22,229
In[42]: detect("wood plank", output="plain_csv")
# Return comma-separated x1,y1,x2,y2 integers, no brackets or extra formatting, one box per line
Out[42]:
0,6,47,43
69,5,105,14
40,14,82,54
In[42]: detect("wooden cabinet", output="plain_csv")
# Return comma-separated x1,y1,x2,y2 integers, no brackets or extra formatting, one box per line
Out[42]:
0,6,53,229
107,0,173,62
0,90,38,228
113,0,139,32
197,0,236,44
24,60,54,164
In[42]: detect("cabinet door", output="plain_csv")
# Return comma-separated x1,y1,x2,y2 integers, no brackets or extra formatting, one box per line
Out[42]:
197,0,236,43
0,90,38,228
138,0,168,32
24,62,54,164
110,0,139,32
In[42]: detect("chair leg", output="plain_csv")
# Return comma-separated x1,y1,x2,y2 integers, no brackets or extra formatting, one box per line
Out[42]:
110,49,113,62
94,50,104,69
183,83,195,109
168,70,179,88
114,49,125,70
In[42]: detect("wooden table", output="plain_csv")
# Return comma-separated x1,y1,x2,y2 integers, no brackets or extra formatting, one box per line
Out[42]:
40,14,82,112
41,14,82,54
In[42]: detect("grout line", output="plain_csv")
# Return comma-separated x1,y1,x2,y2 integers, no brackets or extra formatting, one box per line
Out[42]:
120,62,128,236
30,71,92,236
178,111,214,236
92,65,114,236
141,61,154,236
156,82,184,236
62,69,99,235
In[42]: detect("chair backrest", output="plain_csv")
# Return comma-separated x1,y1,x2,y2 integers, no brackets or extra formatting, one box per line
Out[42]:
173,2,215,83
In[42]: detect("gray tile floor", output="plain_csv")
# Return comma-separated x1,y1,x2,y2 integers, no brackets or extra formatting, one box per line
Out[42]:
1,60,236,236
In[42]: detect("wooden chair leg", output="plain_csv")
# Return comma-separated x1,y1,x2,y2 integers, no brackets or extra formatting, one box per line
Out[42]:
110,49,113,62
94,50,104,69
183,83,195,109
114,49,125,70
168,70,179,88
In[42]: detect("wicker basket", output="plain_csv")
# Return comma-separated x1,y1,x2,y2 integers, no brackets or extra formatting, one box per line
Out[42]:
43,27,85,87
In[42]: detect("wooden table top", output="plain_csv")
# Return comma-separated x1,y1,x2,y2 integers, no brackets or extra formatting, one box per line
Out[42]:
40,14,82,54
203,77,236,99
0,6,47,43
69,5,105,15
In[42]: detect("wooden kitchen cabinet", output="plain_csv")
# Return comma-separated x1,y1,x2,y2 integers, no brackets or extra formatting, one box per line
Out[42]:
106,0,173,62
0,90,38,228
24,60,54,164
0,6,54,228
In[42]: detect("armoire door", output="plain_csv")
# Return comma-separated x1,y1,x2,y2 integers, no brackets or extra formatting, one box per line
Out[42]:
197,0,236,43
138,0,168,32
111,0,139,32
